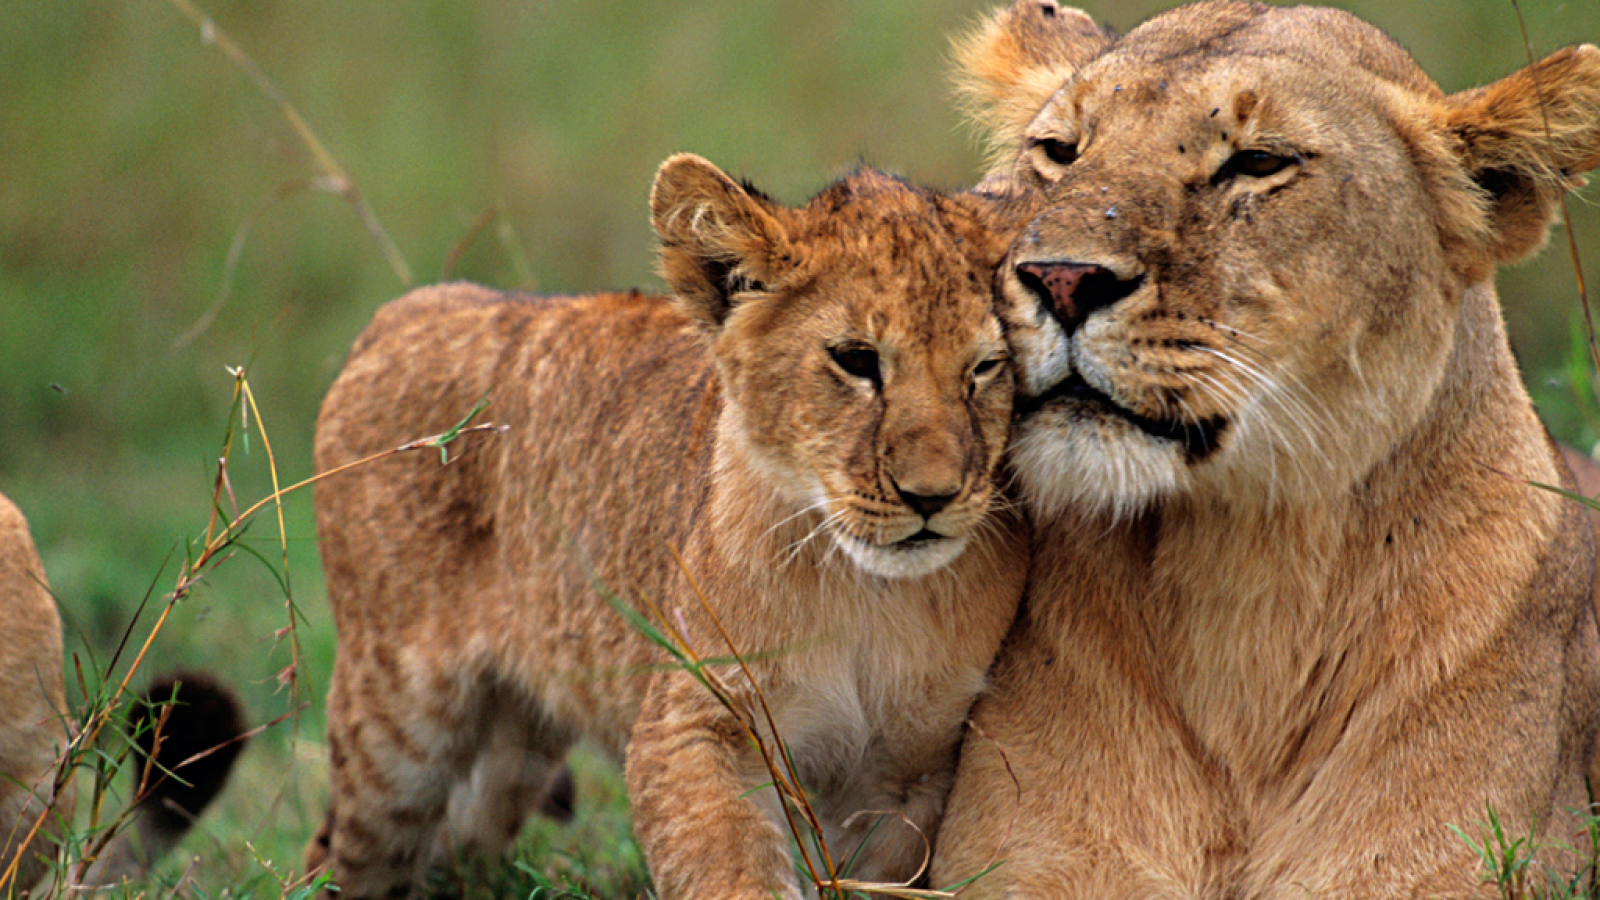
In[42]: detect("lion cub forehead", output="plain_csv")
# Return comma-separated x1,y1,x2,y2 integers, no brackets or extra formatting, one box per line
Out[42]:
785,172,1002,323
791,170,960,239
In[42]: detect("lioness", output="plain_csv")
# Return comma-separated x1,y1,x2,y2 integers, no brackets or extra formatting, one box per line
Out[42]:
931,1,1600,896
307,154,1027,898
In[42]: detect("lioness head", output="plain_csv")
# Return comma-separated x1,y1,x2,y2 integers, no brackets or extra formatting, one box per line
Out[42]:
956,0,1600,518
651,154,1013,579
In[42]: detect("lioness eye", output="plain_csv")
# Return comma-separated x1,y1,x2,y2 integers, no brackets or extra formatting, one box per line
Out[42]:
1222,149,1297,180
1031,137,1079,167
830,344,881,385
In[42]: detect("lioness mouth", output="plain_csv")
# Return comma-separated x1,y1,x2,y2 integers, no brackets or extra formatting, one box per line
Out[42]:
899,529,945,546
1023,372,1227,462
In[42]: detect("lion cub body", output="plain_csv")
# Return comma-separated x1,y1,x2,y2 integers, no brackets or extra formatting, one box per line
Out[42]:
310,157,1026,898
932,2,1600,897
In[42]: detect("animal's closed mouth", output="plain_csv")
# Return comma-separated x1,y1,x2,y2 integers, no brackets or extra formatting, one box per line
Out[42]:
852,528,947,551
1022,372,1227,462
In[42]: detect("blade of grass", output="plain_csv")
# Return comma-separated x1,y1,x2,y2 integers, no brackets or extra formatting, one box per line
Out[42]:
162,0,413,288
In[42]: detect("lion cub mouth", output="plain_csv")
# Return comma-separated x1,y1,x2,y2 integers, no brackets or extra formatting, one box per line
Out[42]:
839,528,969,581
1023,371,1228,462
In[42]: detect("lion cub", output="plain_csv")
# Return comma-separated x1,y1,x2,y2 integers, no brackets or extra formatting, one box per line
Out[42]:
0,492,72,892
308,154,1027,899
0,492,244,894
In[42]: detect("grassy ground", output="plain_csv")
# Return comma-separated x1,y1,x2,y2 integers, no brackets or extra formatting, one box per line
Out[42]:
4,0,1600,897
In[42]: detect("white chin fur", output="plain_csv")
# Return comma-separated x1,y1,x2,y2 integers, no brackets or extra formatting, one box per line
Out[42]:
836,533,970,580
1010,315,1073,398
1010,407,1183,522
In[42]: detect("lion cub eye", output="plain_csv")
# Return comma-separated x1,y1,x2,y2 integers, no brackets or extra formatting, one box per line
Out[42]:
1218,148,1299,181
829,343,881,386
972,356,1007,378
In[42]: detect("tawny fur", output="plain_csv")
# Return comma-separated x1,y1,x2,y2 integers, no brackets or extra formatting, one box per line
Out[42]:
307,155,1028,899
951,0,1115,177
932,2,1600,897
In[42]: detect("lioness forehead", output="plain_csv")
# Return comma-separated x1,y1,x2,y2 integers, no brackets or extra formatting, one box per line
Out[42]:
1082,1,1436,98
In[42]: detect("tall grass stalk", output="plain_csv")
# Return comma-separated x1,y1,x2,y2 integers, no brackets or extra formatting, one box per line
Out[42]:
0,370,501,898
601,542,990,900
159,0,412,342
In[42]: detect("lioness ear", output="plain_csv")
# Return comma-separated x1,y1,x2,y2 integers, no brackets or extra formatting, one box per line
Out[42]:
952,0,1113,170
651,153,792,334
1442,44,1600,265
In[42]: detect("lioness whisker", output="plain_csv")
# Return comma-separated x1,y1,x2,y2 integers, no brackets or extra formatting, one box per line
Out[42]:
1196,347,1330,452
1199,317,1272,349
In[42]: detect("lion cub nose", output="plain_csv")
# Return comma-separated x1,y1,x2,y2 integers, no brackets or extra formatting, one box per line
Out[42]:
893,481,959,519
1015,260,1142,330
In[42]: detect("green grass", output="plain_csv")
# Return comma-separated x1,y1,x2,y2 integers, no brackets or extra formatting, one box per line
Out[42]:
4,0,1600,896
1455,806,1600,900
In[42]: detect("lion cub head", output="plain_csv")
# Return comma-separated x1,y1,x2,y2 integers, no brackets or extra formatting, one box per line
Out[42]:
954,0,1600,518
650,155,1013,579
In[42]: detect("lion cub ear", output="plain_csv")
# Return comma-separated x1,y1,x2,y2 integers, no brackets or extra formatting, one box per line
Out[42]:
651,153,793,334
941,191,1025,272
952,0,1114,167
1441,44,1600,266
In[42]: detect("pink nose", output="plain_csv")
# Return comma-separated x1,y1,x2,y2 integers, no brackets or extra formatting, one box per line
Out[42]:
1015,261,1107,323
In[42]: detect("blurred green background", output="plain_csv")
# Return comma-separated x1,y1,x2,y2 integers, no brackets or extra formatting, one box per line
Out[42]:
2,0,1598,891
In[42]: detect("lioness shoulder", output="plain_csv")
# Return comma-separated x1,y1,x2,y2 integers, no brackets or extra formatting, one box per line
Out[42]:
933,2,1600,897
309,154,1028,899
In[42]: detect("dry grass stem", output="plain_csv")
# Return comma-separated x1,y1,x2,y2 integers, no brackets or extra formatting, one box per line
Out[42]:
1,372,500,896
163,0,414,288
947,719,1022,896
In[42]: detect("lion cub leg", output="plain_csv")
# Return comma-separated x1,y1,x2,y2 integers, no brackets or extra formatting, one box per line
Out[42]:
438,705,574,864
314,653,573,898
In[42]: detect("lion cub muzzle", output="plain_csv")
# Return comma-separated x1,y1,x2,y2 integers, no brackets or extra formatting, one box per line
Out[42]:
833,410,992,580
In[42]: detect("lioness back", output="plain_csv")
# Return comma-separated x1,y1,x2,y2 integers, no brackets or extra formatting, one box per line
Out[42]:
310,155,1027,899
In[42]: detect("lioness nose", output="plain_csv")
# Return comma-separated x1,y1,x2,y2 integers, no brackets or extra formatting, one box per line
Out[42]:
1015,260,1142,330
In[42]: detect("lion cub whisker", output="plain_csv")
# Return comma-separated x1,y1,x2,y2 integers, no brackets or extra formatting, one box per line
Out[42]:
757,496,835,549
779,506,852,571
